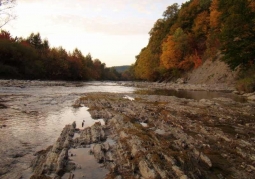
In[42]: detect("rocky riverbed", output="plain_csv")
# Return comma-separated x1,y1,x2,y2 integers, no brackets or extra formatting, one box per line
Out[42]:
31,91,255,179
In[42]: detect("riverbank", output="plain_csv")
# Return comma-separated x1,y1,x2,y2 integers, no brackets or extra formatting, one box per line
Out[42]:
31,92,255,179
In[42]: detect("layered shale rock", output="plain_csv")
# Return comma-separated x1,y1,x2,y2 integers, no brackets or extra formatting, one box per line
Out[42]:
30,122,107,179
31,91,255,179
75,92,255,179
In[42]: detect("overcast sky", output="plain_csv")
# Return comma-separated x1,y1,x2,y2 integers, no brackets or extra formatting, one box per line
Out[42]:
5,0,188,67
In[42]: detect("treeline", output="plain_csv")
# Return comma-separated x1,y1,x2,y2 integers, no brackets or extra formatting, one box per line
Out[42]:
133,0,255,82
0,31,128,81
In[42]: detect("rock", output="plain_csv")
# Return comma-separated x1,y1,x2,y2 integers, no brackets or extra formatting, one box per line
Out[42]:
31,123,75,177
180,175,189,179
199,99,215,106
72,121,76,129
139,159,158,179
31,90,255,179
176,78,186,84
172,165,186,178
0,103,7,109
114,175,122,179
30,175,52,179
193,149,212,168
77,122,106,145
233,90,240,94
93,144,105,163
247,95,255,101
0,124,7,128
56,148,68,175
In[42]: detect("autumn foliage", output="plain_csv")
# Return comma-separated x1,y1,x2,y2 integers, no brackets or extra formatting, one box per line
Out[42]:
134,0,255,81
0,31,122,80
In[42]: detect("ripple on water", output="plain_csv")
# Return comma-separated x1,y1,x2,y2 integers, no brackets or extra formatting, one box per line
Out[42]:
0,81,137,178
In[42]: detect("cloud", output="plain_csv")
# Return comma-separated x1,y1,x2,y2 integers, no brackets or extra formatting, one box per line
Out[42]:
16,0,186,36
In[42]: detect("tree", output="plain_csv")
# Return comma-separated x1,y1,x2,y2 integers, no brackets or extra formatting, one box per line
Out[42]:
163,3,179,20
27,33,43,49
0,29,11,40
0,0,16,28
192,11,209,38
219,0,255,69
160,28,189,70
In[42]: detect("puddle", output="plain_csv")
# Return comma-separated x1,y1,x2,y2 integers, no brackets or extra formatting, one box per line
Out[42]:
62,148,108,179
135,89,246,103
52,106,105,130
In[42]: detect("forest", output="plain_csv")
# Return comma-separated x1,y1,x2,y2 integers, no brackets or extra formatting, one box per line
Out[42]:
133,0,255,91
0,31,129,81
1,0,255,89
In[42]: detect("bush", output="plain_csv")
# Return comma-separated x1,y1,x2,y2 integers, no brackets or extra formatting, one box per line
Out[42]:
236,66,255,92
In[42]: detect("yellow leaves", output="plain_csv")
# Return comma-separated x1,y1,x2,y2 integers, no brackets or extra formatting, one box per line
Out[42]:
160,28,191,70
192,11,210,36
134,47,158,80
160,35,180,69
209,0,221,29
161,29,202,71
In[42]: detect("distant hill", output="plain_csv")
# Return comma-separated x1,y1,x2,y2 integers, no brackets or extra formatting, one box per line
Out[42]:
113,65,130,73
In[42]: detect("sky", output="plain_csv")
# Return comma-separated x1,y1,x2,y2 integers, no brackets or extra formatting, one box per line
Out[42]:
5,0,188,67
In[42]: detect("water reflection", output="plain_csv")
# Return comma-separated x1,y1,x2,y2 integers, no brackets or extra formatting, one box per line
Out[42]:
136,89,246,103
62,148,108,179
0,81,136,179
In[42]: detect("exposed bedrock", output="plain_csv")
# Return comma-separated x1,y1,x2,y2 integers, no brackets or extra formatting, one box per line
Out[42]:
75,92,255,179
32,92,255,179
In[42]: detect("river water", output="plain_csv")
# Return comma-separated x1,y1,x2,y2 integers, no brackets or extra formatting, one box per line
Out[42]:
0,80,136,179
0,80,245,179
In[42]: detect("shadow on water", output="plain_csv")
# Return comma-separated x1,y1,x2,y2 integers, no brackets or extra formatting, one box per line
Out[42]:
135,89,246,103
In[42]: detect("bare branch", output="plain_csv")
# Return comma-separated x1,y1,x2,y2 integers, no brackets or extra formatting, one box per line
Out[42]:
0,0,16,28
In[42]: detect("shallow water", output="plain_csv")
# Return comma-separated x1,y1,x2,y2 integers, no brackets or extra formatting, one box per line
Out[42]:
0,80,136,179
62,147,108,179
135,89,246,103
0,80,247,178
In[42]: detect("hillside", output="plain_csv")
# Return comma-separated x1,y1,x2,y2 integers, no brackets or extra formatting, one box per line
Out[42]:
133,0,255,91
187,52,238,85
113,65,130,73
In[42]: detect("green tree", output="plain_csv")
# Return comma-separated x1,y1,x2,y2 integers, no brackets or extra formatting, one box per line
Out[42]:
219,0,255,69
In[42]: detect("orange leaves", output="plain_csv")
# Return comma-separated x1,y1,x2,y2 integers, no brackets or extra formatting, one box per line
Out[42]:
160,35,180,69
161,27,203,72
249,0,255,12
209,0,221,29
178,51,202,71
192,11,210,36
160,28,190,70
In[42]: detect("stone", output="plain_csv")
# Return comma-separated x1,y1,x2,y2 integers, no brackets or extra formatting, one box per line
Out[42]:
93,144,105,163
247,95,255,101
139,159,158,179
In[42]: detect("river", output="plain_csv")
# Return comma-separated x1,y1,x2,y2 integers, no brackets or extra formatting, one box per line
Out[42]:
0,80,136,179
0,80,245,179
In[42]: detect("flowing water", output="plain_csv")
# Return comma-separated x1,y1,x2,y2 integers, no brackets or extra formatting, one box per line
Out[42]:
0,80,136,179
0,80,245,179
